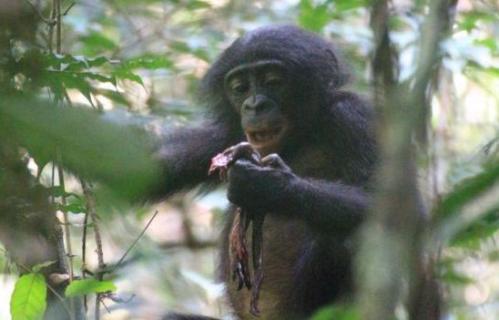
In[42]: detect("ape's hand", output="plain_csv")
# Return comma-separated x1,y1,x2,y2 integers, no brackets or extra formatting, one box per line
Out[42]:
227,153,295,211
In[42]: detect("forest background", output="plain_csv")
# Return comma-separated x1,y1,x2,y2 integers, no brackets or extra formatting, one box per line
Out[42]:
0,0,498,320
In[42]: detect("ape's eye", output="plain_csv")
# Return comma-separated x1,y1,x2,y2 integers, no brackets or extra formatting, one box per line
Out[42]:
264,73,283,87
229,79,249,94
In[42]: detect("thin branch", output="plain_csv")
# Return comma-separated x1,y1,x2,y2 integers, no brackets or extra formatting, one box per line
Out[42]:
358,1,459,320
100,299,112,314
113,210,160,272
45,282,72,317
55,0,62,54
81,198,90,312
369,0,398,109
158,240,217,251
81,181,105,320
56,164,74,279
81,185,104,269
23,0,55,25
63,2,76,16
48,0,56,55
56,156,76,320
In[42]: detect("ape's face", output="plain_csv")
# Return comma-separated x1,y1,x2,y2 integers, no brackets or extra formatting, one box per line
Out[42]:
224,60,292,156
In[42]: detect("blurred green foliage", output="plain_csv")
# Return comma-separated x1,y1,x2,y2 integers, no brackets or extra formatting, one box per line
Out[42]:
311,305,360,320
0,97,161,201
65,279,116,297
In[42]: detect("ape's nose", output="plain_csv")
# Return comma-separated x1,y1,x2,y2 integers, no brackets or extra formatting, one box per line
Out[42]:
242,95,272,113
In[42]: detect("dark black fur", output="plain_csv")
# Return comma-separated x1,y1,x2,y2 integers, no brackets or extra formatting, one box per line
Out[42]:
157,25,377,320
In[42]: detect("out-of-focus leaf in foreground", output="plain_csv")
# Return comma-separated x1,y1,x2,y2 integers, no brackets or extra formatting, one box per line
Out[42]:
10,273,47,320
311,305,359,320
65,279,116,297
435,162,499,220
0,97,162,201
434,162,499,245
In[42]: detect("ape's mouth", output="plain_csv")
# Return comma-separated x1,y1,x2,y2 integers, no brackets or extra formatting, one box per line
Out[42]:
246,127,283,144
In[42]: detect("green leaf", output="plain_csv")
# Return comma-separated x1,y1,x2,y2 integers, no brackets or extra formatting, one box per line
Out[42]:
32,261,56,273
67,196,86,213
439,269,474,286
10,273,47,320
457,10,497,32
43,53,114,71
43,71,93,102
65,279,116,297
95,89,132,108
0,97,162,201
311,305,359,320
334,0,367,12
435,162,499,220
48,186,65,197
185,0,211,9
450,207,499,248
299,0,330,32
58,201,86,214
48,187,82,200
80,32,118,55
121,54,174,70
112,69,144,85
476,38,499,54
79,72,116,84
478,67,499,77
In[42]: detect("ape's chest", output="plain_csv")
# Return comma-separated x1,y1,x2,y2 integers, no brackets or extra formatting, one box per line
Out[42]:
224,214,309,320
288,144,337,180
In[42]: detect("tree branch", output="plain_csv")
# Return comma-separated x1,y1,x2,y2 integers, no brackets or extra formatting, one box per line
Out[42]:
357,1,459,319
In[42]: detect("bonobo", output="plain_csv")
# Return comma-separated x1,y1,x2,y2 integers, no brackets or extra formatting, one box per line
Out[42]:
159,25,376,320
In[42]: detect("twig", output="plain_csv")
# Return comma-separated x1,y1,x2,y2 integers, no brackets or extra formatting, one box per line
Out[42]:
80,181,105,320
45,1,83,318
358,1,459,320
23,0,55,25
63,90,74,107
56,162,74,279
81,198,90,312
63,2,76,16
100,299,112,314
48,0,57,52
112,210,160,272
56,156,76,320
369,0,398,109
158,240,217,250
56,0,61,54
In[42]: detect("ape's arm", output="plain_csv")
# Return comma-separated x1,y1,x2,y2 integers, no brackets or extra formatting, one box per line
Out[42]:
153,121,240,198
227,160,370,236
289,177,369,235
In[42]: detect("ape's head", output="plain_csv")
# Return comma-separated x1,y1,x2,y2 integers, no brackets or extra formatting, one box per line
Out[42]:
200,25,349,156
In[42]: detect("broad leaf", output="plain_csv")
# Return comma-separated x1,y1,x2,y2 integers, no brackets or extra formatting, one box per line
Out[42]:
10,273,47,320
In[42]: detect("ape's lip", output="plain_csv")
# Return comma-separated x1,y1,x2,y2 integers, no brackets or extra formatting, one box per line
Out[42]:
245,126,284,146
